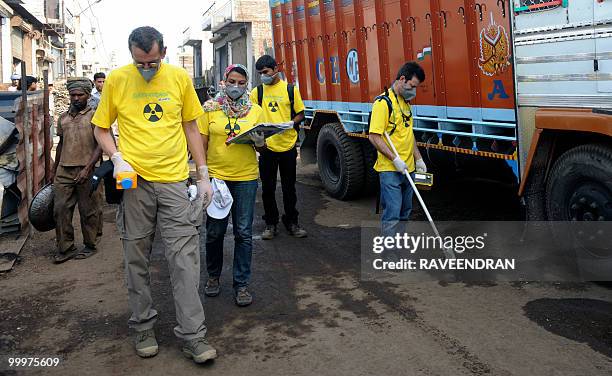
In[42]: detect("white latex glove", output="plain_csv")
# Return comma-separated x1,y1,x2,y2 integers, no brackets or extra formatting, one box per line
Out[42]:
110,152,134,178
250,130,265,147
392,156,408,173
197,165,213,209
415,158,427,173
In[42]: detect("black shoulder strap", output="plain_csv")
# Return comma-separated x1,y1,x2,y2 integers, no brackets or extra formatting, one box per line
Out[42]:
374,89,395,135
287,83,295,118
382,88,395,135
257,84,263,106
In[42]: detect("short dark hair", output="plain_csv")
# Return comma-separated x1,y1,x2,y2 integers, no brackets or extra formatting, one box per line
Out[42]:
227,66,248,80
18,76,37,90
93,72,106,80
255,55,277,71
26,76,37,86
128,26,164,53
396,62,425,83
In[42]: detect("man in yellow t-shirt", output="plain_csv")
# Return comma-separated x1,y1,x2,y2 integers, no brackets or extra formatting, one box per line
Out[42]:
250,55,306,240
92,27,216,364
368,62,427,236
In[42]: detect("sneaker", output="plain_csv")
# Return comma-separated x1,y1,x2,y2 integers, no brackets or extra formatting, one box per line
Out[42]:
287,223,307,238
204,278,220,297
134,328,158,358
261,224,278,240
235,286,253,307
182,337,217,364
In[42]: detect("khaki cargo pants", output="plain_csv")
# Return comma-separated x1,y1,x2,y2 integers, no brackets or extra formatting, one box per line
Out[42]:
117,177,206,340
54,165,103,253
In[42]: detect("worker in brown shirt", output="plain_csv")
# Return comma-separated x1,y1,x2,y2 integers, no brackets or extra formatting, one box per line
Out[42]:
51,77,103,263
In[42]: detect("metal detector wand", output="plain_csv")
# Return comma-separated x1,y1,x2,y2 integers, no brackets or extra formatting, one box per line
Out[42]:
383,132,455,259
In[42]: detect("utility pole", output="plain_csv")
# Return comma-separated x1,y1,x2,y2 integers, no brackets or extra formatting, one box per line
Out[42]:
75,15,81,76
74,0,102,77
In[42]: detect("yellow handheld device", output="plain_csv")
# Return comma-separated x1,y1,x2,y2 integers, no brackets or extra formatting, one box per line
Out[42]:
116,172,138,190
414,172,434,190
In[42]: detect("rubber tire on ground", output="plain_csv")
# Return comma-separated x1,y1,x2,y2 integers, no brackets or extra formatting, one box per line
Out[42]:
546,144,612,280
28,183,56,232
316,123,365,200
360,139,379,196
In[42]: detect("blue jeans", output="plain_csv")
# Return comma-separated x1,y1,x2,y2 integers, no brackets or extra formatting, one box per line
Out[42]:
379,171,415,236
205,179,258,289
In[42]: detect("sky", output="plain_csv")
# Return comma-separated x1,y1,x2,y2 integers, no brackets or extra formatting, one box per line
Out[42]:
73,0,207,68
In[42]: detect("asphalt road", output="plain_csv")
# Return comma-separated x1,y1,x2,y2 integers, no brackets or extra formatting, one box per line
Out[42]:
1,163,611,375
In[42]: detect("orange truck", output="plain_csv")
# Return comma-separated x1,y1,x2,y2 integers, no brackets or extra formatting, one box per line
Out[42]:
270,0,611,223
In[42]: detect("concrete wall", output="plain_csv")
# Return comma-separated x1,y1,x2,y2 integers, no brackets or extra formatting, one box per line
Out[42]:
1,17,10,82
231,35,247,67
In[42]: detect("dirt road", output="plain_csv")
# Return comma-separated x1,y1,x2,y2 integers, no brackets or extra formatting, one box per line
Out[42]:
1,165,611,375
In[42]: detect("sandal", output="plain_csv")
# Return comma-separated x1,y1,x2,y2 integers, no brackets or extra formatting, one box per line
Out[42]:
75,246,97,260
53,246,79,264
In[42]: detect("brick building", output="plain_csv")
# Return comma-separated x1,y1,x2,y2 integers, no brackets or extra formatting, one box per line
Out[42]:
203,0,271,88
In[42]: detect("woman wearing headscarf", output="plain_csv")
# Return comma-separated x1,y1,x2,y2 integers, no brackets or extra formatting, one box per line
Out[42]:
199,64,265,306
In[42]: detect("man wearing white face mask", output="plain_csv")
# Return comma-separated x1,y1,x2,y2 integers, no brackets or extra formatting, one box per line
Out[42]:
92,26,216,363
368,62,426,236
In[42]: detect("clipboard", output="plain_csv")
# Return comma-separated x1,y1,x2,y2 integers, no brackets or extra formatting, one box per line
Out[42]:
225,123,292,145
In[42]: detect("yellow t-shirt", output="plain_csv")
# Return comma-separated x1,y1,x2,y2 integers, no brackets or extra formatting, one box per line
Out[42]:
92,63,204,183
198,105,264,181
249,80,305,152
368,88,416,173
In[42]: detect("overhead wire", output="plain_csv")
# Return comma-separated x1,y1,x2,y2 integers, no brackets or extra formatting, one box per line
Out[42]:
77,0,112,69
85,0,112,67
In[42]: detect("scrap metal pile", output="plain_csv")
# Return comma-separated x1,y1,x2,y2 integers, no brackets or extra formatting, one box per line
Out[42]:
0,92,22,234
52,81,70,120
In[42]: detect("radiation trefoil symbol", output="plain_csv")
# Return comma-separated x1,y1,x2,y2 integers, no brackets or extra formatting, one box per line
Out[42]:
143,103,164,122
268,101,280,113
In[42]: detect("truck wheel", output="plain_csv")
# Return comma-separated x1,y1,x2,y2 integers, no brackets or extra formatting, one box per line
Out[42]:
546,144,612,280
316,123,365,200
361,139,379,196
523,167,547,221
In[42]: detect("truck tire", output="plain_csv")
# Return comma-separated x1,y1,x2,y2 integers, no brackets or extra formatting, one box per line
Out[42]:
361,139,379,196
546,144,612,280
316,123,365,200
523,167,547,221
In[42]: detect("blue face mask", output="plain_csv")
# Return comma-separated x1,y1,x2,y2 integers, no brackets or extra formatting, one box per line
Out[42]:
225,85,246,100
135,61,160,82
260,73,277,85
138,66,158,82
402,87,417,101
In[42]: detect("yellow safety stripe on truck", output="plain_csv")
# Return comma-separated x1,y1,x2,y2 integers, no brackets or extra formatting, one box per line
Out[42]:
346,132,369,139
416,142,517,160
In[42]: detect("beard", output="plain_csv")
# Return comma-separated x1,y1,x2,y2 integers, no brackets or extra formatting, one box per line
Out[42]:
70,101,87,112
